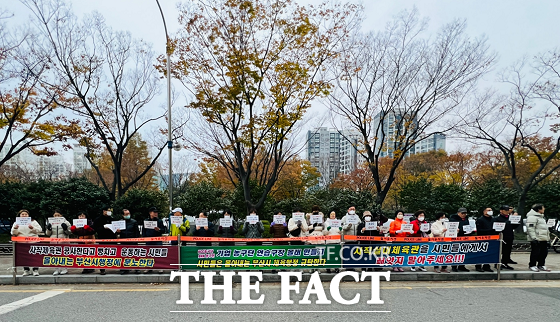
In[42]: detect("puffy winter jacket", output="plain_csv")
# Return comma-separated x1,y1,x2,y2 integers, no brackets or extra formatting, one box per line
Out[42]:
119,218,140,239
430,220,446,237
323,218,342,244
169,216,190,237
217,219,237,238
11,220,42,237
389,218,409,237
288,217,308,237
307,225,326,245
192,221,215,246
243,221,264,239
70,220,95,238
341,214,360,236
46,218,72,239
526,209,550,242
269,222,289,245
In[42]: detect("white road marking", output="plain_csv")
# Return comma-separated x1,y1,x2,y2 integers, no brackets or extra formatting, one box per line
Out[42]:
0,290,68,315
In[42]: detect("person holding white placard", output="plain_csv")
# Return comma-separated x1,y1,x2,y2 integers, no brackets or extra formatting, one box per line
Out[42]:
46,209,72,276
306,205,325,245
475,207,496,272
526,204,551,272
169,208,190,246
341,206,360,237
288,208,308,245
118,209,141,275
409,210,429,272
217,209,237,246
192,211,214,247
450,207,472,272
92,205,116,275
46,209,71,240
324,211,342,245
430,213,450,273
142,207,167,274
243,208,264,246
70,211,96,274
11,209,42,276
492,205,519,270
269,210,289,246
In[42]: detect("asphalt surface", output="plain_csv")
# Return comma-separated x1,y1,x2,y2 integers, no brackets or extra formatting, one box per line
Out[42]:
0,280,558,322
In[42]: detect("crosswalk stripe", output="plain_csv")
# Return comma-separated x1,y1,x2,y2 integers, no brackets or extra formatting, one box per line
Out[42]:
0,290,68,315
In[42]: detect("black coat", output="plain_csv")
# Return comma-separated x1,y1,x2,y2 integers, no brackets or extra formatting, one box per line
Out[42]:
357,221,384,244
193,222,215,246
93,215,116,239
492,215,519,241
119,218,140,239
142,217,166,237
476,215,495,236
449,214,470,237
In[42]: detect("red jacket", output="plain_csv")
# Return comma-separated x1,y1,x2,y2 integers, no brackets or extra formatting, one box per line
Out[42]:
410,219,429,237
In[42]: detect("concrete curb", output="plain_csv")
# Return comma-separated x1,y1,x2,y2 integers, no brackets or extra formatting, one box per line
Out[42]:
1,271,560,285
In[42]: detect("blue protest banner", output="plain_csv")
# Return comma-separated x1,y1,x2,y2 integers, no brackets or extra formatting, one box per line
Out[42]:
342,240,500,267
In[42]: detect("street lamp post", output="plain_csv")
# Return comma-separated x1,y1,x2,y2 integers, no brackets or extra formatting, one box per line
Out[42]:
156,0,173,213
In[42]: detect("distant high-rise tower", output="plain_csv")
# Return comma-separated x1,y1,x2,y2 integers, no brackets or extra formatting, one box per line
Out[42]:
73,144,91,173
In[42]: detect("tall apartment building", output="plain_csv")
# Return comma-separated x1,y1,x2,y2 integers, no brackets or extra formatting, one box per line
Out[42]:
306,128,362,186
73,144,91,173
373,109,445,158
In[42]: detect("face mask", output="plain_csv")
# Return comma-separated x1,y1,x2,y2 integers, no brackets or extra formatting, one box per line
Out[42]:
349,210,355,215
225,215,230,218
397,214,403,220
487,211,493,216
107,211,112,216
365,217,371,222
123,215,130,220
418,216,425,222
442,218,449,222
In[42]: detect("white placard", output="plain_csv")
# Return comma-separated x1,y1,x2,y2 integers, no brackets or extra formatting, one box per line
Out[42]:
246,215,259,224
329,219,342,228
365,221,377,230
112,220,126,230
547,219,556,228
310,215,323,224
346,215,360,225
469,219,477,230
220,218,232,228
144,220,158,229
195,218,208,227
73,219,87,228
104,224,117,233
509,215,521,224
420,223,430,232
48,217,64,227
493,222,506,232
15,217,31,226
273,215,286,225
380,226,390,234
170,216,184,227
445,222,459,238
401,224,414,233
464,225,473,234
292,213,305,222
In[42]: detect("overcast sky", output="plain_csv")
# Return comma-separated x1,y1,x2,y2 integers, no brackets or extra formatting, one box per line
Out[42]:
4,0,560,164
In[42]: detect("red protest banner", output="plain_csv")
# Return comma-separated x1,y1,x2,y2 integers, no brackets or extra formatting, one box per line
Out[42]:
14,243,178,270
342,235,500,242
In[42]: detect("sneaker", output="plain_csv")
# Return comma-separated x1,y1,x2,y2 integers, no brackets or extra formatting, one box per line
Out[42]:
434,268,441,273
22,270,30,276
529,266,539,272
508,260,518,265
440,268,450,273
418,267,427,272
53,269,60,276
398,267,404,272
537,266,551,272
60,268,68,275
33,270,40,276
501,264,514,270
410,267,416,272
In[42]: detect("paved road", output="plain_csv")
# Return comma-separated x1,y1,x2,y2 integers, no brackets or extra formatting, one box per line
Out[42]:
0,280,558,322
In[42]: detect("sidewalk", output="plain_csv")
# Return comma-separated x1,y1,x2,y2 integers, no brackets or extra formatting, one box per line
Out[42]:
1,252,559,285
